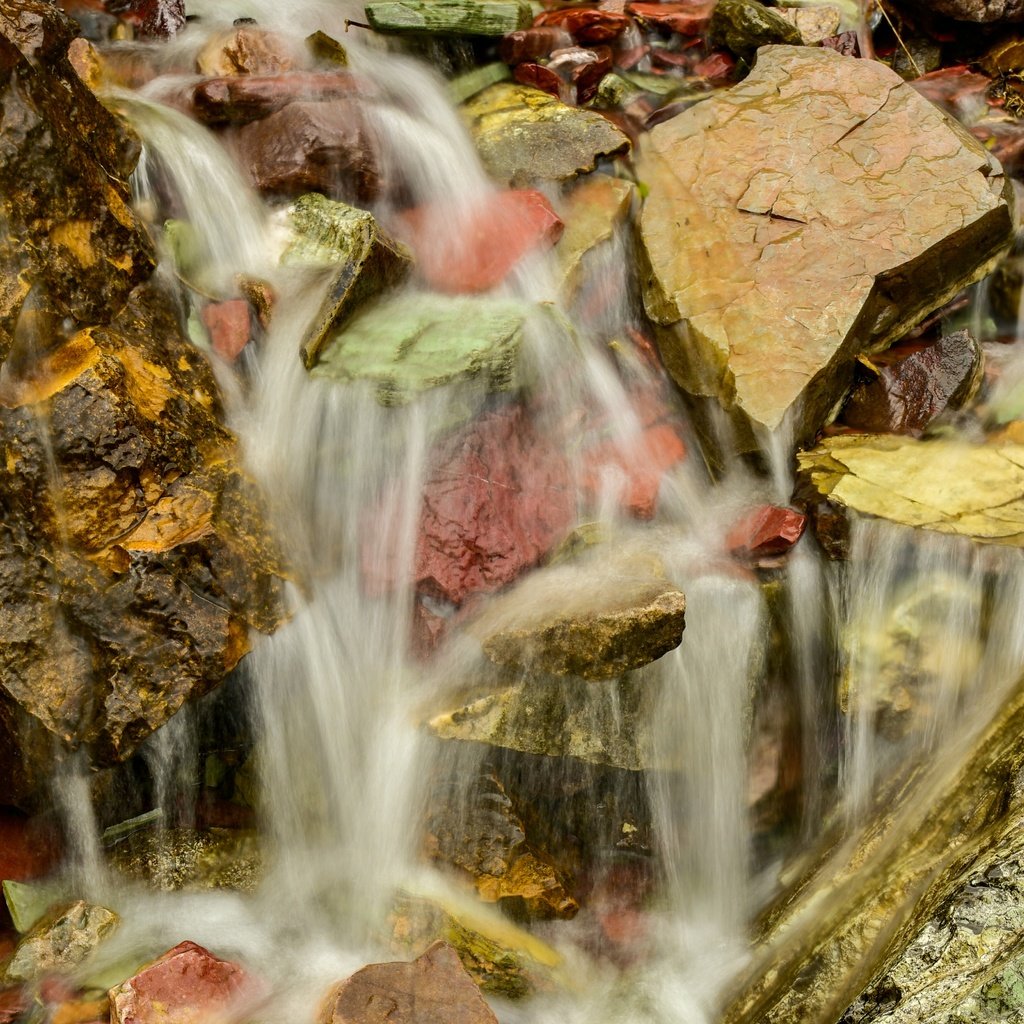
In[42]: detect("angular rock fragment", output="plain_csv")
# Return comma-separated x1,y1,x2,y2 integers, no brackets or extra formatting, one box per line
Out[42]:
727,505,806,558
797,435,1024,544
4,902,118,984
109,941,258,1024
637,46,1013,447
311,294,531,402
468,550,685,680
196,26,294,77
318,942,498,1024
463,82,630,186
366,0,532,36
838,330,982,436
282,193,411,368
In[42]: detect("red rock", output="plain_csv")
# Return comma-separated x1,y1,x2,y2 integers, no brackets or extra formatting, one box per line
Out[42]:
201,300,252,362
533,7,631,42
233,100,379,202
192,72,359,126
411,599,448,659
547,45,613,102
396,190,563,294
317,942,497,1024
693,50,736,82
513,61,564,98
727,506,806,558
367,405,574,606
613,43,650,69
626,1,714,35
0,809,60,883
500,26,570,64
839,329,981,436
0,986,28,1024
109,941,260,1024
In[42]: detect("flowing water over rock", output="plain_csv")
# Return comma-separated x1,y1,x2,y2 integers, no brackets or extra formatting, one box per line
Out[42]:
9,1,1024,1023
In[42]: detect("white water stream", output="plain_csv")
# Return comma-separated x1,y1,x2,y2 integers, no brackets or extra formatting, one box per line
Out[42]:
38,5,1024,1023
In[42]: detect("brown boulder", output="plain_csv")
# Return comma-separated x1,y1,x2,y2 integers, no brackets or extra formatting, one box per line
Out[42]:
317,942,498,1024
192,72,358,126
234,100,380,202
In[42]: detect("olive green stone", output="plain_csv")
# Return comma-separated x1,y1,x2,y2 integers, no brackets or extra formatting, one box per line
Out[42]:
366,0,532,36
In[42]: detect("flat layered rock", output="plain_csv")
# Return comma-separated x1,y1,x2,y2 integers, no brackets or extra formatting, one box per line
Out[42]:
468,551,685,680
463,82,630,186
637,46,1013,447
366,0,532,36
797,435,1024,545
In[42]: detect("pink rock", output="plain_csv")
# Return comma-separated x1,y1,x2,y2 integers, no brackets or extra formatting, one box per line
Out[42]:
395,190,563,295
109,941,259,1024
366,404,574,606
727,506,806,558
318,942,497,1024
201,300,251,362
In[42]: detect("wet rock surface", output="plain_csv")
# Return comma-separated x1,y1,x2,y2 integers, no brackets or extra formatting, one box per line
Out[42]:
318,941,498,1024
638,45,1013,446
366,0,532,36
4,901,118,983
462,82,630,186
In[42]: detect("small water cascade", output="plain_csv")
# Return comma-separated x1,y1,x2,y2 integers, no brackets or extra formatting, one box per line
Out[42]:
10,3,1024,1024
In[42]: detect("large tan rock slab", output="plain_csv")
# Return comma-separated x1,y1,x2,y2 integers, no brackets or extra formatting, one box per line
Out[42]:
318,942,498,1024
637,46,1013,447
797,435,1024,544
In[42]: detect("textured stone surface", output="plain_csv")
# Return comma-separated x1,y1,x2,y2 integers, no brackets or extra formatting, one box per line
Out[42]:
468,550,685,680
109,941,257,1024
915,0,1024,21
556,174,635,296
797,436,1024,545
318,942,498,1024
709,0,801,57
4,901,118,983
312,294,530,403
638,46,1012,446
196,26,294,77
462,82,630,186
283,194,411,368
366,0,532,36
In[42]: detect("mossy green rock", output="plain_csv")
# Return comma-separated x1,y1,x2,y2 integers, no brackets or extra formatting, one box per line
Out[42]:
283,193,411,368
463,83,630,187
311,293,530,404
709,0,802,58
366,0,532,36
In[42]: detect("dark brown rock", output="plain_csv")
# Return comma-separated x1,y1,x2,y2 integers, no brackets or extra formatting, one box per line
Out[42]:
839,330,982,435
317,942,498,1024
0,0,155,354
192,72,358,126
234,100,380,202
910,0,1024,21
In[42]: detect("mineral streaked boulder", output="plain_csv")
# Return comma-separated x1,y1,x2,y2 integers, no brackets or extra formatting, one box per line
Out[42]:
797,435,1024,545
428,673,659,771
637,46,1013,447
467,551,685,680
4,901,118,984
282,194,411,368
312,293,531,403
0,0,155,353
318,941,498,1024
366,0,532,36
462,82,630,187
109,941,259,1024
425,770,577,919
0,287,286,805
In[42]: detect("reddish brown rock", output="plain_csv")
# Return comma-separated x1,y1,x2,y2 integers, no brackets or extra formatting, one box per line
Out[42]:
234,100,379,202
192,72,359,126
196,26,294,77
819,30,860,56
0,987,28,1024
107,0,185,38
838,330,982,436
546,45,612,103
727,506,807,558
626,1,714,34
0,810,60,884
367,404,574,606
395,190,563,294
202,300,252,362
693,50,736,83
109,941,259,1024
532,7,630,41
500,26,569,64
317,942,498,1024
513,62,563,99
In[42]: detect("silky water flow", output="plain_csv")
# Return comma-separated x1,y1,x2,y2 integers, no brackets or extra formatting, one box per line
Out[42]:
37,6,1024,1024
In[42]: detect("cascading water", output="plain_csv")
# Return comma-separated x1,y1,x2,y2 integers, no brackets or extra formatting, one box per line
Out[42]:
20,4,1024,1024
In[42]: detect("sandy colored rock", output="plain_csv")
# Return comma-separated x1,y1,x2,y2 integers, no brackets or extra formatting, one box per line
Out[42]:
318,942,498,1024
4,901,118,983
775,4,841,43
468,550,685,680
797,435,1024,544
637,46,1013,447
462,82,630,187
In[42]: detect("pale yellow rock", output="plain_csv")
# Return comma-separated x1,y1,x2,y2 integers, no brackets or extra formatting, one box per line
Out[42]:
776,4,841,42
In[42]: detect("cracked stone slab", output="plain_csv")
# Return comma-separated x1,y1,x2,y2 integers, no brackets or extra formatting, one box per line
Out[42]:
637,46,1013,448
797,435,1024,545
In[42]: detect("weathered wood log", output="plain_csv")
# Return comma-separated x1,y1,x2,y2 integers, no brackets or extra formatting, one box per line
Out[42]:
723,675,1024,1024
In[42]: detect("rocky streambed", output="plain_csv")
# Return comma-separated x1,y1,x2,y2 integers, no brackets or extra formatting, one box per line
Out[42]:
5,0,1024,1022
